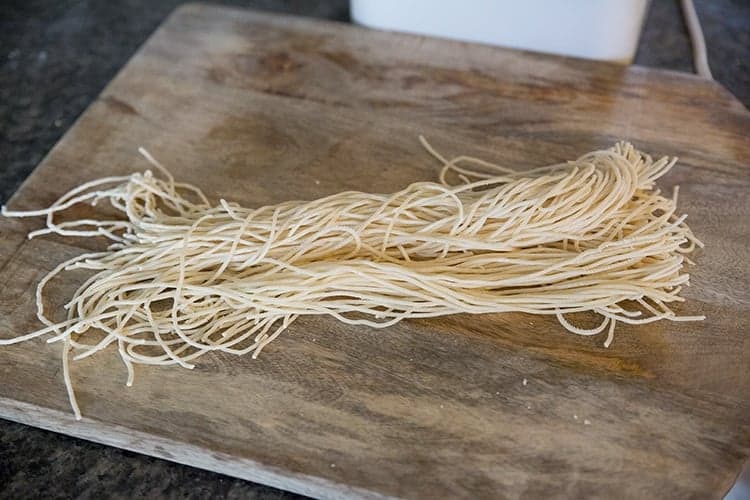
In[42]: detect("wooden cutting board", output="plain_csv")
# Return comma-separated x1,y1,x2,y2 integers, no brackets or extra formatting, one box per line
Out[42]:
1,4,748,498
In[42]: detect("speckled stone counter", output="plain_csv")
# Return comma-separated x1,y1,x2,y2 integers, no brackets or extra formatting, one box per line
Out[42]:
1,1,747,498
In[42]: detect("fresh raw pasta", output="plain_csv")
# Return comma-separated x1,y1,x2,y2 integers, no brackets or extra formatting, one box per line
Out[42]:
0,139,703,419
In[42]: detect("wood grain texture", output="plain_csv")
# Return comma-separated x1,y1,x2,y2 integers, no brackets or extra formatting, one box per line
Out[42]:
1,4,749,498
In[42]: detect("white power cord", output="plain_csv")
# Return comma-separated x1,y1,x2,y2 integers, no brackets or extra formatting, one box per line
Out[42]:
680,0,713,79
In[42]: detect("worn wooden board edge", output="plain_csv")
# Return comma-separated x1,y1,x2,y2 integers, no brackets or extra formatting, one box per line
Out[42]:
0,397,386,500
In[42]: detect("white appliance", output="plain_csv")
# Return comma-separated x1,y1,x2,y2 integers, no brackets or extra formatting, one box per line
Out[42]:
351,0,650,63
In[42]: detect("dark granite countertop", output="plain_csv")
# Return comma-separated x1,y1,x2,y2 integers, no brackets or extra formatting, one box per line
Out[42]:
1,1,748,498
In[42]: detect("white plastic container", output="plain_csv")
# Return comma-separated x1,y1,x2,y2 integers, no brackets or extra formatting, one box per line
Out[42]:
351,0,649,63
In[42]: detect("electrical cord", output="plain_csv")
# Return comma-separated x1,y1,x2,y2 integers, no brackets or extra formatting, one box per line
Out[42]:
680,0,713,79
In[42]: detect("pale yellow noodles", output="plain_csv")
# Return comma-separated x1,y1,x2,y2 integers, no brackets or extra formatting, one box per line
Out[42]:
0,139,703,419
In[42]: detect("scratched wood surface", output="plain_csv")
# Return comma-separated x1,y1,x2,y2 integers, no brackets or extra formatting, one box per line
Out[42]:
1,4,749,499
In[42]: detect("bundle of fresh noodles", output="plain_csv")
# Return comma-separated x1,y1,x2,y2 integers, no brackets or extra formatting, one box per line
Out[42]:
0,138,703,418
